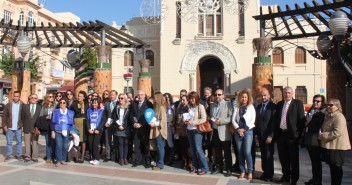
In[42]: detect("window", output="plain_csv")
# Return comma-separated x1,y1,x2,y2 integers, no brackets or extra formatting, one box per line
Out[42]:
27,11,34,27
295,86,307,104
295,47,306,64
146,50,154,66
272,47,284,64
176,2,181,38
198,1,222,37
239,2,245,36
19,11,24,26
124,51,134,66
3,10,11,23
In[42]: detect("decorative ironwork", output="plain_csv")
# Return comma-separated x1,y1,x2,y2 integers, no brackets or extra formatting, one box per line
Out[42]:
140,0,168,25
223,0,249,15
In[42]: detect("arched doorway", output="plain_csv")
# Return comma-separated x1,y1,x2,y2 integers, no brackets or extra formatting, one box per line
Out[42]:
197,56,224,95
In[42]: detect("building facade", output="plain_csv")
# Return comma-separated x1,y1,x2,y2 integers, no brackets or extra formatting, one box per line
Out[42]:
111,1,327,103
0,0,79,102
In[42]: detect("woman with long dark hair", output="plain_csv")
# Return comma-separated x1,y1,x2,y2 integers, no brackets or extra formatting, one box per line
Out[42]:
86,98,106,165
71,90,89,163
186,91,208,175
164,92,175,165
304,94,325,185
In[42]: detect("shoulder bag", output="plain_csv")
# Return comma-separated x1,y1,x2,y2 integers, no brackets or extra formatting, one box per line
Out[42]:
197,106,212,133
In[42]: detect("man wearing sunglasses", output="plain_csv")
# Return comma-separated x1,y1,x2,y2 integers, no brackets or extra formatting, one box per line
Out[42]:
209,89,233,177
3,91,24,161
22,94,42,162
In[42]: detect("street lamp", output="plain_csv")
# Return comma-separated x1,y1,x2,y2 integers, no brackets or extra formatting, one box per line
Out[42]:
15,33,31,95
123,72,133,93
308,11,351,77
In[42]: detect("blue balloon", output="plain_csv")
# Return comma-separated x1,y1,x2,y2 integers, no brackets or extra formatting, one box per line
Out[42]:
144,108,155,123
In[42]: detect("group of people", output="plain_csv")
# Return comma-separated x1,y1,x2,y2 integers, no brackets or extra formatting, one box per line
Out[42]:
2,86,351,185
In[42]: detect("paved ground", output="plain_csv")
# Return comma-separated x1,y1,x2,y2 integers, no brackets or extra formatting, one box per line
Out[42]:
0,130,351,185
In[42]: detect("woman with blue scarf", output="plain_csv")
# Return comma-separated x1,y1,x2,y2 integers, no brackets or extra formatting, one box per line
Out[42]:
86,98,106,165
51,98,75,167
232,89,256,181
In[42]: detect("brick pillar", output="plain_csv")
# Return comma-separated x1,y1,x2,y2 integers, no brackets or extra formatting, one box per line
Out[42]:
94,46,112,95
20,62,31,103
252,37,273,104
138,59,152,97
74,77,90,97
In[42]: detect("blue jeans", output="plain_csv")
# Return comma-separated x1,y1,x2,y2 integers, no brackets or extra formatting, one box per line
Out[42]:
6,129,22,157
187,129,209,173
45,132,55,160
55,133,69,163
234,129,253,173
155,134,165,169
167,124,174,148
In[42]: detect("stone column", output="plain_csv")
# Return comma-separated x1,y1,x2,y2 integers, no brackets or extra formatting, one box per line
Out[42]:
94,46,112,95
224,71,231,94
137,59,152,97
252,37,273,104
189,72,195,92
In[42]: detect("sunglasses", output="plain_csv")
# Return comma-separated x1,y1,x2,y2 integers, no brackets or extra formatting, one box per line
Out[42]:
313,100,321,103
119,97,124,100
60,102,66,104
48,96,53,98
104,93,109,96
30,97,38,99
56,95,62,98
215,94,223,96
67,93,73,96
327,104,334,107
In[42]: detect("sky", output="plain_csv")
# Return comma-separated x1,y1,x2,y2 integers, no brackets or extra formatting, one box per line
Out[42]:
44,0,325,25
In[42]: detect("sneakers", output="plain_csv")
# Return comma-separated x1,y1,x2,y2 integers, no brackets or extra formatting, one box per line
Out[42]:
89,160,94,164
92,160,99,165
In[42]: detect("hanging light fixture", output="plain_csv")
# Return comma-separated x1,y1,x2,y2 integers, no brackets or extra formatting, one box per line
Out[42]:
17,34,31,58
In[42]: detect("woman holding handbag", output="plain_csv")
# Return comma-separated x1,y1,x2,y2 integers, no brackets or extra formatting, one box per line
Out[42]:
186,91,209,175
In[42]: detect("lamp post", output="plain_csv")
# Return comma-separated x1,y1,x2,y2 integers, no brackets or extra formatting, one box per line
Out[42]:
13,32,31,103
308,11,351,77
123,72,133,93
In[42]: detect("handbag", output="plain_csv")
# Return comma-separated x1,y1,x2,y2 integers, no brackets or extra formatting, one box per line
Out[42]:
196,107,212,133
32,127,41,136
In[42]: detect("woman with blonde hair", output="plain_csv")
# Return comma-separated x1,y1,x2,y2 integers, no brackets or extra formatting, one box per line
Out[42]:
319,99,351,185
232,89,256,181
111,93,131,165
149,92,167,170
39,92,57,163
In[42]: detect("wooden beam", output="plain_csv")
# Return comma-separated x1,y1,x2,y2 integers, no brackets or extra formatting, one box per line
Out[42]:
253,0,349,20
304,3,330,27
279,6,292,36
295,4,322,34
0,20,12,43
271,31,331,41
283,6,306,35
48,22,63,46
269,6,279,37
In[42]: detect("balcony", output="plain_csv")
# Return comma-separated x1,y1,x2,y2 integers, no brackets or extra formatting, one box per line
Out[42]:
51,69,64,78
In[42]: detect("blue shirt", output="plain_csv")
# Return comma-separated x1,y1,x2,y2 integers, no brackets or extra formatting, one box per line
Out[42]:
11,101,20,130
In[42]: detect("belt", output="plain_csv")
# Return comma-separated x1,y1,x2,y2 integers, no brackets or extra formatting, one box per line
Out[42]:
281,129,288,133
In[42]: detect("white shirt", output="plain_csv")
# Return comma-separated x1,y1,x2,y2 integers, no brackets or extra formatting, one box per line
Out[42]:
280,99,292,129
187,107,197,130
232,104,256,129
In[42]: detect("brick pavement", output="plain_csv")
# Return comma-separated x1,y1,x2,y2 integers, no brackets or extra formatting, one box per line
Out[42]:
0,130,351,185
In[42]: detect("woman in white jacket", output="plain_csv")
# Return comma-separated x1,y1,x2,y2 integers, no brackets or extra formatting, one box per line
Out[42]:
232,89,256,181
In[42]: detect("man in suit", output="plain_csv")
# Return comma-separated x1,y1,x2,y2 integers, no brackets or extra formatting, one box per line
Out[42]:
22,94,42,162
103,90,118,162
131,90,153,167
254,88,276,182
275,86,305,185
210,89,233,177
2,91,24,161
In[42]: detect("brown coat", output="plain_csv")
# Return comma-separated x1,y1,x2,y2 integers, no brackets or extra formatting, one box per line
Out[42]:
2,101,24,129
149,106,167,140
320,111,351,150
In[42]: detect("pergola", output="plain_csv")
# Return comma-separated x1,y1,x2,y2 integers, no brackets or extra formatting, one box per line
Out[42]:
253,0,351,40
0,19,146,48
252,0,351,118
